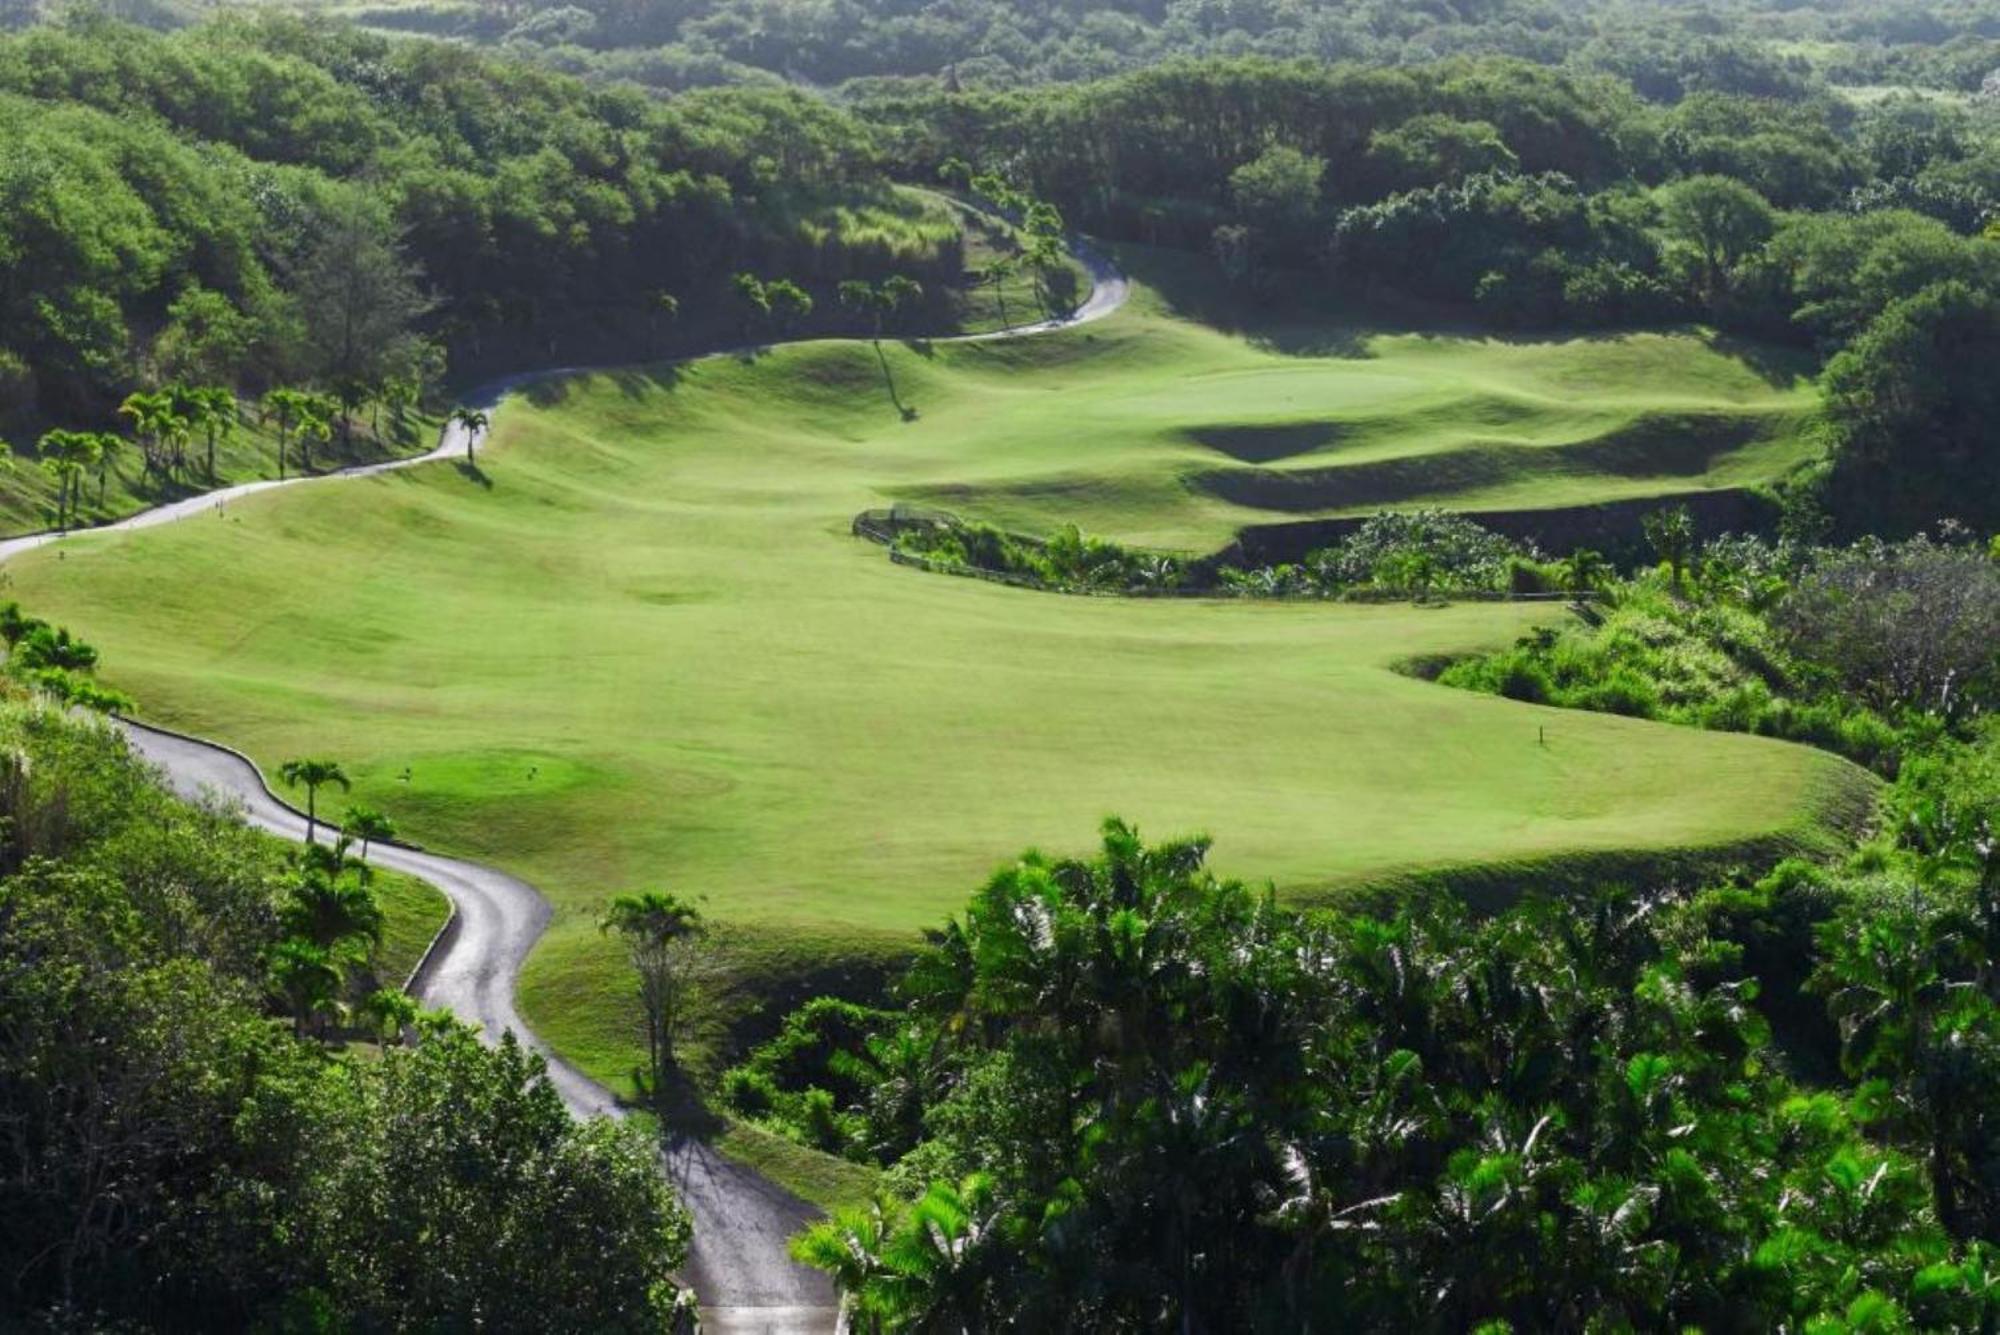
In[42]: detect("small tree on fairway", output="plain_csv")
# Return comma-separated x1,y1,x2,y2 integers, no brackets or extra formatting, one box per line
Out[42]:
600,891,706,1097
341,805,396,861
280,757,351,843
449,406,490,463
1643,504,1697,590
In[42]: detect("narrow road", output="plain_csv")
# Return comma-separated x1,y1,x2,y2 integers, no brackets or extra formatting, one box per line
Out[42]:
2,240,1128,1333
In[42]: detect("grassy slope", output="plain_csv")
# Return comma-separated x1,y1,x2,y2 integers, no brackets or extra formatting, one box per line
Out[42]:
3,270,1868,1106
893,252,1821,549
373,867,453,985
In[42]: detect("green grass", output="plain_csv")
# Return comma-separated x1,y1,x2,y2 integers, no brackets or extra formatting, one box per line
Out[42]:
717,1119,885,1213
3,262,1869,1102
373,867,453,987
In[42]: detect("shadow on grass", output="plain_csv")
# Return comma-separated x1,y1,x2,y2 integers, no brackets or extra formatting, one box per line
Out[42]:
643,1065,729,1140
455,460,493,489
520,361,691,410
1128,243,1814,380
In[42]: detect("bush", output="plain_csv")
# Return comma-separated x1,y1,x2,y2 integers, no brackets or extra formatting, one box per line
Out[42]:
722,1066,779,1117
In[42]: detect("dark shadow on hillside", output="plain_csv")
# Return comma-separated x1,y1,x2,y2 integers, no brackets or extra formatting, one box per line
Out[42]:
520,361,690,411
1194,412,1778,516
1120,245,1369,360
1703,331,1816,389
454,460,493,489
1189,421,1347,463
1129,243,1819,382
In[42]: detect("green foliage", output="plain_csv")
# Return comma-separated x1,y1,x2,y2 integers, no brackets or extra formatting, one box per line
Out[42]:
775,818,2000,1329
1821,280,2000,532
0,697,691,1326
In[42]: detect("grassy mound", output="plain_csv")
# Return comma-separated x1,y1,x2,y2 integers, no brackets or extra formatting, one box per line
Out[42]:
2,267,1866,1097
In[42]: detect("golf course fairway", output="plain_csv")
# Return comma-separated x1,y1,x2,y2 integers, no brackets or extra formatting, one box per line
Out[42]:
7,275,1868,1090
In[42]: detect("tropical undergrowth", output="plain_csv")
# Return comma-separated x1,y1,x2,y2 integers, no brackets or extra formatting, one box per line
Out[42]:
725,812,2000,1331
884,507,1573,601
1437,526,2000,774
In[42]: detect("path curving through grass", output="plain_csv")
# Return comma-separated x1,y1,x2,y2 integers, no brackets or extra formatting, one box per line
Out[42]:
0,242,1129,1335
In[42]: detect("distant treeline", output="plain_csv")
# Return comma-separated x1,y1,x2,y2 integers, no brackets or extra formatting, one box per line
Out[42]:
373,0,1999,97
863,57,2000,530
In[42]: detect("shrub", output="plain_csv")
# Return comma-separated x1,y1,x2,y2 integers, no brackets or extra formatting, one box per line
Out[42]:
722,1066,779,1117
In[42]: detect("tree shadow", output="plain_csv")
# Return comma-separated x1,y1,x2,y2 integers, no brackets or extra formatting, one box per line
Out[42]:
454,460,493,489
873,339,918,421
1702,330,1816,389
641,1063,727,1139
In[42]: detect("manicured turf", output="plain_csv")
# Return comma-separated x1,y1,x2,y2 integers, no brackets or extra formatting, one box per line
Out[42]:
5,266,1866,1096
372,868,453,987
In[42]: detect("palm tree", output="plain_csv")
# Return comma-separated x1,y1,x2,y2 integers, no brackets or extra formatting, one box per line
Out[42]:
982,254,1019,328
1561,547,1611,598
382,377,421,439
341,805,396,861
118,389,177,480
91,432,120,505
1643,504,1696,591
282,865,384,952
265,388,308,480
766,279,813,334
599,890,705,1091
649,290,680,358
161,382,200,477
269,938,343,1038
298,393,339,472
189,386,238,482
279,757,351,843
358,987,420,1043
449,407,490,464
791,1201,895,1334
731,272,771,336
35,430,98,531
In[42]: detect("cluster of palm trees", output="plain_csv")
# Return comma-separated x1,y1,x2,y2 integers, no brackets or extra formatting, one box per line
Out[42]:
269,756,410,1041
730,272,815,337
262,387,338,479
27,374,439,534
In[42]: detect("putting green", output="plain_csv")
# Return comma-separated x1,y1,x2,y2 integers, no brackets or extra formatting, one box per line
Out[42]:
6,276,1863,1086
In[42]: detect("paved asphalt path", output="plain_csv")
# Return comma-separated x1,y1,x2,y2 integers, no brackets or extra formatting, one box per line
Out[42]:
0,240,1129,1333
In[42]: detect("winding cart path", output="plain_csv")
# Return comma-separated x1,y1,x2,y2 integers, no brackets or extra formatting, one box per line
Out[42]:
0,244,1128,1334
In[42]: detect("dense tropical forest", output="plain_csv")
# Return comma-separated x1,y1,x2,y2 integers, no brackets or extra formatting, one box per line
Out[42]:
2,0,2000,1327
